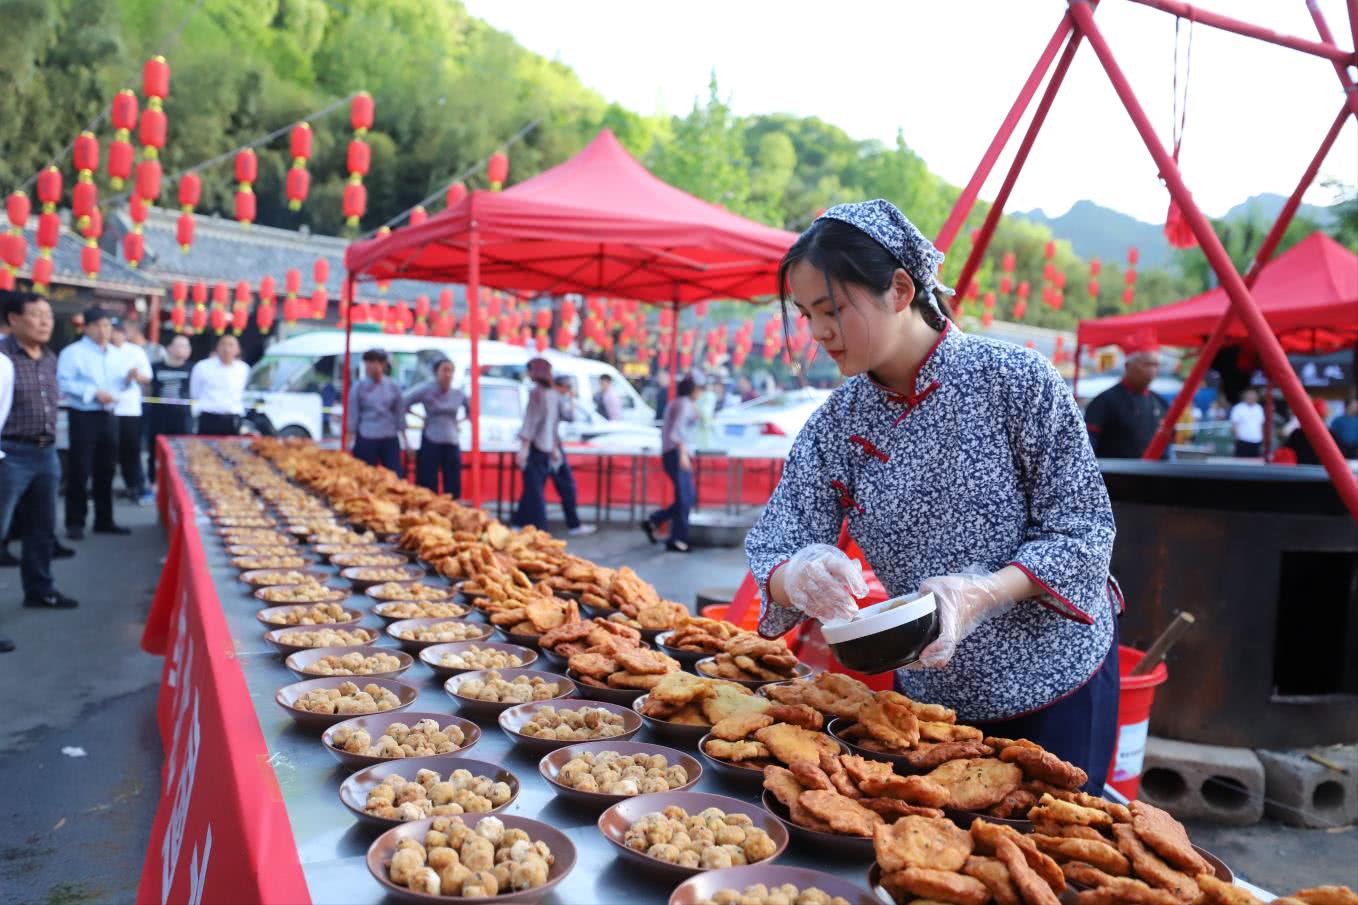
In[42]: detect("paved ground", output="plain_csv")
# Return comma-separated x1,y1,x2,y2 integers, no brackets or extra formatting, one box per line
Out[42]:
0,499,165,905
1,500,1353,902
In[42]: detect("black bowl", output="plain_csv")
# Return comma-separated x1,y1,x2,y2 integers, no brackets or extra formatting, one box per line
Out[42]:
821,593,939,674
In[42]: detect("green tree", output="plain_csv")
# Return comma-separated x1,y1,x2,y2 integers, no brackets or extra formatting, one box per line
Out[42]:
648,72,753,215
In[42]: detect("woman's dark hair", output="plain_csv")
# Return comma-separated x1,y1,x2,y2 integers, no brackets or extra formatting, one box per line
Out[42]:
362,348,389,363
676,376,697,398
776,218,942,360
432,356,454,373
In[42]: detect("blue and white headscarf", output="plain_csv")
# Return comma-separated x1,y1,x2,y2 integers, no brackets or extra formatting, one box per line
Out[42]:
817,199,954,330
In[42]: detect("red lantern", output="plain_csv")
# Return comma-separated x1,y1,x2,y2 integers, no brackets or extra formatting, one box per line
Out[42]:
123,231,144,268
285,269,301,296
234,188,256,225
445,182,466,208
212,282,229,307
79,244,100,279
111,89,139,132
286,123,312,211
7,192,29,231
138,107,166,153
1127,246,1139,266
346,140,370,178
1088,279,1100,297
256,303,275,334
487,153,508,191
412,319,428,337
311,288,328,320
534,308,552,331
1001,251,1016,272
259,275,276,302
1090,258,1102,277
170,304,186,333
282,296,299,325
1044,240,1056,260
231,305,249,335
30,255,53,289
1053,270,1066,290
234,280,251,307
235,149,257,184
290,122,312,160
561,298,576,322
36,212,59,250
534,333,548,353
1013,299,1028,320
191,282,207,305
1016,281,1031,300
36,168,61,211
209,306,228,335
350,301,369,325
1122,288,1135,306
190,303,207,334
999,275,1013,296
342,181,367,227
1125,269,1137,286
350,92,374,133
313,258,329,286
1042,262,1056,282
0,269,16,291
176,213,194,251
414,295,430,319
143,56,170,100
983,292,996,310
285,167,310,211
982,310,994,327
108,90,138,190
135,159,161,202
409,206,428,227
107,141,134,191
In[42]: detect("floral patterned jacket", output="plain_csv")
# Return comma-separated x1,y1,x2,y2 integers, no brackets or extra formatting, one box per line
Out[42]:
746,324,1120,721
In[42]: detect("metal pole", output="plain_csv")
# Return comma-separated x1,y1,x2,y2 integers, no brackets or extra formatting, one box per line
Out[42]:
1306,1,1358,118
1126,0,1356,64
934,12,1076,252
951,24,1086,306
1068,0,1358,522
1141,103,1351,459
341,272,355,451
468,195,483,508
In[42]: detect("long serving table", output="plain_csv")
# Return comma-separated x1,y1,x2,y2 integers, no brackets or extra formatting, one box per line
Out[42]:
138,438,881,905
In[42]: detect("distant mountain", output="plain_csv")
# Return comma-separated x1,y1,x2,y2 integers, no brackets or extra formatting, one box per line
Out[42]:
1220,193,1334,227
1014,200,1173,270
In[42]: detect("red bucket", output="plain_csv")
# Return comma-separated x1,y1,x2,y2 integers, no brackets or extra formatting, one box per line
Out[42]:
1107,645,1168,800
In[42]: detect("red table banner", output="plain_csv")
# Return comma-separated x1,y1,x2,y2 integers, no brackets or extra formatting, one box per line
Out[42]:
138,438,311,905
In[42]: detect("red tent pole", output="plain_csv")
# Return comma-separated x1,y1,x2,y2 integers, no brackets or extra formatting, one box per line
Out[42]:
950,24,1086,307
667,298,679,403
1072,343,1082,399
1126,0,1356,64
1141,103,1352,460
341,272,355,451
1348,0,1358,68
468,195,483,508
1068,0,1358,522
1308,1,1358,118
934,12,1075,252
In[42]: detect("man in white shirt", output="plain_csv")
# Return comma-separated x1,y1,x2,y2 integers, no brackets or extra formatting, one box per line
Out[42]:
190,333,249,435
1230,387,1267,458
110,320,152,503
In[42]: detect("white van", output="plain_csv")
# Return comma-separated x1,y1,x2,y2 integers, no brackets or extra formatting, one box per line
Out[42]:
243,329,653,442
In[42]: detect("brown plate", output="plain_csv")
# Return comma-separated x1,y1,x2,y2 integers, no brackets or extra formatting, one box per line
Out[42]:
214,517,277,530
263,625,382,656
371,599,470,626
256,603,362,629
274,675,419,731
578,600,617,620
284,645,414,681
499,699,640,755
339,755,519,827
760,789,876,860
239,567,330,588
567,668,668,706
695,656,815,690
314,542,387,563
226,542,300,557
330,551,411,569
342,564,427,592
943,807,1032,831
366,814,575,905
597,790,789,880
826,718,914,772
539,740,703,806
253,585,351,606
230,553,314,571
420,641,538,682
697,731,777,784
672,864,880,905
445,668,576,720
388,617,494,654
366,582,459,603
655,631,709,668
322,712,481,770
494,625,546,651
631,694,710,744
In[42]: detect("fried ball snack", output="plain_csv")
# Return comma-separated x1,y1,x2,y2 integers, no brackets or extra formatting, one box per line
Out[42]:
395,620,486,642
1128,801,1215,875
925,758,1024,811
455,671,561,703
331,718,466,758
696,883,850,905
437,646,525,670
292,680,401,715
373,600,469,620
555,750,689,796
385,815,555,896
257,582,347,603
363,767,513,820
623,805,779,868
303,651,404,676
368,582,457,601
872,815,973,873
261,601,353,626
276,627,372,648
232,554,309,570
518,705,626,741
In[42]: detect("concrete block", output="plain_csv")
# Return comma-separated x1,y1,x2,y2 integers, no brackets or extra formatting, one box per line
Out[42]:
1255,746,1358,828
1138,736,1265,825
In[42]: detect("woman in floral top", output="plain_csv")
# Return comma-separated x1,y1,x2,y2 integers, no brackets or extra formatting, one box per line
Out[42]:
745,200,1121,789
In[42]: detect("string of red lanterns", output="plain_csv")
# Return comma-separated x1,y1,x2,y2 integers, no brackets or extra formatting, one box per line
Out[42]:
343,93,373,228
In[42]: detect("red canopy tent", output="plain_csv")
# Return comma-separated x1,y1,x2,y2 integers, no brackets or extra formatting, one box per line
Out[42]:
343,129,797,504
1077,233,1358,354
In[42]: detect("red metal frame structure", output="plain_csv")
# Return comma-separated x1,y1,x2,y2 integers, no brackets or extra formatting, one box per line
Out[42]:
939,0,1358,522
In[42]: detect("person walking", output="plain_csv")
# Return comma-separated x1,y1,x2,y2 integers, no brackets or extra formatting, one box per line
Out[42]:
1230,388,1266,457
110,320,152,503
346,348,404,472
593,373,622,420
190,333,249,435
146,334,193,486
549,375,593,536
641,373,703,552
404,356,467,496
1,290,80,652
512,358,584,533
57,307,127,539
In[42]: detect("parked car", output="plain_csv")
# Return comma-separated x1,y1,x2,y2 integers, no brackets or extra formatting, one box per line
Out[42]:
709,387,832,454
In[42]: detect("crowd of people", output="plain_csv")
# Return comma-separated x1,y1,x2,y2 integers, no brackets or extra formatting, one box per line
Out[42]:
0,290,252,653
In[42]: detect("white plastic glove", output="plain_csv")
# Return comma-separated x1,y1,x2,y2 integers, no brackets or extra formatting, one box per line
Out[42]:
914,567,1020,669
780,544,868,623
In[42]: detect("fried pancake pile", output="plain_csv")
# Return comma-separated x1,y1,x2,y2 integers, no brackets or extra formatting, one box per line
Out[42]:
696,633,803,682
637,672,766,726
566,637,681,691
764,753,951,837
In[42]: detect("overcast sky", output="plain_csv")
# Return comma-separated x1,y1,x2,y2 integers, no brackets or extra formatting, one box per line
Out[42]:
463,0,1357,224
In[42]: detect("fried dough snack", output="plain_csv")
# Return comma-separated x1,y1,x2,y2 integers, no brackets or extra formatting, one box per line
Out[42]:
925,758,1024,811
762,672,874,720
638,672,764,727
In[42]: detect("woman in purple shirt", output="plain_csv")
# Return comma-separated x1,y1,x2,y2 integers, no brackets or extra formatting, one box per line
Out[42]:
405,357,467,497
641,374,703,553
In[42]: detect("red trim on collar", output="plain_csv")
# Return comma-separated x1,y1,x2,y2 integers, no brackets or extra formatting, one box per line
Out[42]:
1008,560,1092,625
829,479,864,513
848,435,889,462
1120,379,1151,397
892,380,941,427
870,321,951,407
